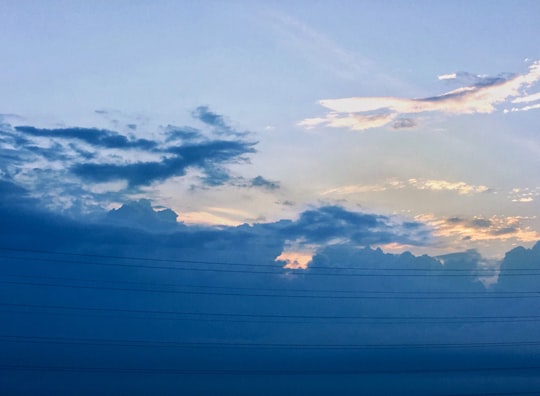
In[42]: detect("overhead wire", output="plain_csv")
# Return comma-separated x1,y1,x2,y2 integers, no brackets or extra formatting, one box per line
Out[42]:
3,302,540,324
2,277,539,300
0,364,539,375
1,246,538,273
1,254,538,277
1,334,540,350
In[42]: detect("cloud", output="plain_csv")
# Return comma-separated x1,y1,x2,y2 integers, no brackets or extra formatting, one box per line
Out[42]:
164,126,203,142
277,205,431,247
192,106,248,137
265,12,371,81
2,190,540,393
275,250,313,269
512,90,540,104
15,126,158,151
72,140,256,188
418,214,540,245
407,178,490,195
105,199,179,231
322,178,490,196
392,118,416,129
300,60,540,131
497,242,540,290
0,108,265,213
249,176,280,190
437,71,512,87
509,187,539,203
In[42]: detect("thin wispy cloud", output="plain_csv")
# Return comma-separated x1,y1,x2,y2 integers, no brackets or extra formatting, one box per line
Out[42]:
300,60,540,131
322,178,490,196
265,12,370,80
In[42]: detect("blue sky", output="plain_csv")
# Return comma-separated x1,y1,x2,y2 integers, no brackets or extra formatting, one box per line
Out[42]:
2,2,540,392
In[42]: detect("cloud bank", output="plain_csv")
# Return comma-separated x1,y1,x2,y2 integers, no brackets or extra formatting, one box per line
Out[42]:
2,178,540,394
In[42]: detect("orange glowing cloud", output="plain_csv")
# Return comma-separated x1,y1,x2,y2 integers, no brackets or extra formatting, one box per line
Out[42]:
275,251,313,270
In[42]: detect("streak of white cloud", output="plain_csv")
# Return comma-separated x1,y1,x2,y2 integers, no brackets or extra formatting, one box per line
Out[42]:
512,91,540,104
321,178,489,196
299,112,395,131
181,210,244,226
438,73,457,80
507,102,540,112
408,179,489,195
265,12,369,80
301,60,540,131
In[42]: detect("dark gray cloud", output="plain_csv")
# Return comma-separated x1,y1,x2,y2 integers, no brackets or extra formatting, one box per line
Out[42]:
392,118,416,129
470,219,492,228
72,140,255,187
250,176,280,190
442,71,513,88
192,106,248,137
274,205,431,247
490,226,517,236
446,217,492,229
165,126,203,142
106,199,180,231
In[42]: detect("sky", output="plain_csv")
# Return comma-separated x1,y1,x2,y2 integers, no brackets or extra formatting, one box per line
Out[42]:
2,1,540,394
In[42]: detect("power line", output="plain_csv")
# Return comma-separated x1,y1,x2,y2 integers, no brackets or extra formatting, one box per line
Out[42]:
3,272,538,296
1,246,537,273
1,335,540,350
0,364,539,375
438,392,540,396
1,254,538,277
3,302,540,323
2,278,539,300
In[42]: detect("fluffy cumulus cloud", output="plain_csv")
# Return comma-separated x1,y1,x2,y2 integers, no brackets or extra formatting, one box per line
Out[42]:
300,60,540,131
0,107,267,212
276,205,430,247
271,205,431,270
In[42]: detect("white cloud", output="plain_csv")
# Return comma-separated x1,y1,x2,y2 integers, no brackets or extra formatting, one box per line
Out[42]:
407,179,489,195
512,90,540,104
507,102,540,113
509,187,540,203
321,178,489,196
300,61,540,131
438,73,457,80
299,112,395,132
